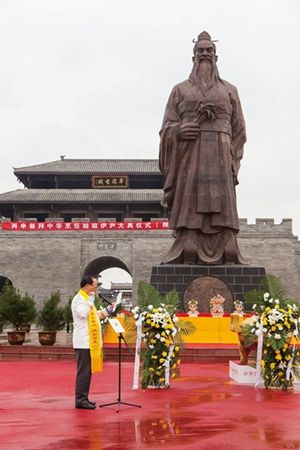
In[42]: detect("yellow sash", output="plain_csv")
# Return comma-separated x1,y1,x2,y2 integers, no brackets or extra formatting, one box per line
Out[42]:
80,290,103,373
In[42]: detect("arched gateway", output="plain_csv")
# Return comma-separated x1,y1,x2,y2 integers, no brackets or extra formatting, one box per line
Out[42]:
83,256,130,278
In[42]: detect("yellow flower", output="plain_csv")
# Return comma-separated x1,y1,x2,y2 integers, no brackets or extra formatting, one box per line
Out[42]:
158,377,165,383
151,355,158,360
285,355,291,361
149,368,155,372
146,320,151,324
261,360,265,367
171,373,176,379
156,371,161,376
270,363,276,369
150,339,156,344
278,372,284,377
275,353,282,360
175,346,180,352
162,351,167,357
159,358,165,364
271,326,276,332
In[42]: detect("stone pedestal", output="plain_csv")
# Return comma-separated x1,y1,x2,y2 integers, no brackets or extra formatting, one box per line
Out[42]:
150,264,266,312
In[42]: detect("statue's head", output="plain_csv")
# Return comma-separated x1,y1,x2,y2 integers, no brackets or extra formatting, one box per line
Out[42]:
189,31,220,88
192,31,218,65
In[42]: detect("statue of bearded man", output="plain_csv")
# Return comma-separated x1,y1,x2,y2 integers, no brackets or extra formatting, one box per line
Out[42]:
159,31,246,265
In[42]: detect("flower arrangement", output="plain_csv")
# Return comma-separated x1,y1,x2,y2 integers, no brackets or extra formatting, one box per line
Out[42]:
242,292,300,390
209,294,225,317
132,303,180,388
126,282,196,389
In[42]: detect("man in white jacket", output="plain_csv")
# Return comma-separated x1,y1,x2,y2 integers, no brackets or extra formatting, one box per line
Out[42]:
71,274,114,409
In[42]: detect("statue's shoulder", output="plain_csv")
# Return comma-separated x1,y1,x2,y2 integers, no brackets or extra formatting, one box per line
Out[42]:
171,79,192,92
221,79,238,95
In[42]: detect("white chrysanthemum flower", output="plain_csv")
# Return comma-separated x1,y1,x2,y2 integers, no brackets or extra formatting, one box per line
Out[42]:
134,314,139,319
279,361,287,370
255,329,262,336
155,333,161,339
264,293,270,300
275,299,280,304
165,329,170,335
274,333,281,340
132,306,139,314
293,330,299,336
149,344,154,349
263,328,267,333
148,305,153,310
252,304,257,309
160,337,165,342
269,298,273,303
173,316,179,322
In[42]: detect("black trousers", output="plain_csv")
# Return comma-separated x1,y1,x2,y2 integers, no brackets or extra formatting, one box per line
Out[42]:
75,348,92,405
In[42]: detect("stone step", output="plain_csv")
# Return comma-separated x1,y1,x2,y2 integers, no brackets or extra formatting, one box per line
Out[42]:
0,343,241,363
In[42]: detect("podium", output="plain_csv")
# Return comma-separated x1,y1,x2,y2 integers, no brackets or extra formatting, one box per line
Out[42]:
99,318,141,412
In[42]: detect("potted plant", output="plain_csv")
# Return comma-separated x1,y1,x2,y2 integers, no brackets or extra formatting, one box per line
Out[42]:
0,283,36,345
36,291,65,345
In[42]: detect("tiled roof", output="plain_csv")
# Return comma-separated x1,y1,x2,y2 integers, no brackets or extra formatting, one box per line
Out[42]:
14,159,160,175
0,189,163,203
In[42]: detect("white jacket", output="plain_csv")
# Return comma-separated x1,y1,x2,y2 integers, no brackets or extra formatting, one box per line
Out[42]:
71,291,107,349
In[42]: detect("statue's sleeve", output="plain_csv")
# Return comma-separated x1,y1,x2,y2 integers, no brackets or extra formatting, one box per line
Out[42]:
159,86,181,179
230,87,247,181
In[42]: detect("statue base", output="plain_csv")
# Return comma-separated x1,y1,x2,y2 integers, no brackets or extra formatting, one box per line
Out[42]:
150,264,266,312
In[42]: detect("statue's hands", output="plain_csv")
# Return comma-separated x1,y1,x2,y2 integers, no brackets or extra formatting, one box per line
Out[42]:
177,122,200,141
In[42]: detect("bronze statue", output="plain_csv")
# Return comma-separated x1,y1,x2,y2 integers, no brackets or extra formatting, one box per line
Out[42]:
159,31,246,264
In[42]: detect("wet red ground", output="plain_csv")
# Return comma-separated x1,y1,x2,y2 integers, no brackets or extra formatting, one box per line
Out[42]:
1,361,300,449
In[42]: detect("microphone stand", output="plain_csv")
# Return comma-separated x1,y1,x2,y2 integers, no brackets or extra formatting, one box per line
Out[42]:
99,332,142,412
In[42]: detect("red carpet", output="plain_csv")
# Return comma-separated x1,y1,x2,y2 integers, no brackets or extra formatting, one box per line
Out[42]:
1,361,300,449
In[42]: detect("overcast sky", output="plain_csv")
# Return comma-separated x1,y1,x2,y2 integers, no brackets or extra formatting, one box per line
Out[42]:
0,0,300,238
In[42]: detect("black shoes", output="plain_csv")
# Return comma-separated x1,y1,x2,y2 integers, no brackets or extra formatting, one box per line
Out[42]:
88,400,96,406
76,401,96,410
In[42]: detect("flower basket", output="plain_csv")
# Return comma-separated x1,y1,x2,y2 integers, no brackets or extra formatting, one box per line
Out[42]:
241,290,300,390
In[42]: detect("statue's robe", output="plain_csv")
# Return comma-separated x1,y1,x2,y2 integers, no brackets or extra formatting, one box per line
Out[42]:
159,76,246,264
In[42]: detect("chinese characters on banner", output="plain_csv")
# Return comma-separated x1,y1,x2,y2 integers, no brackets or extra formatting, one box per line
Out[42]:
92,175,129,189
1,221,169,231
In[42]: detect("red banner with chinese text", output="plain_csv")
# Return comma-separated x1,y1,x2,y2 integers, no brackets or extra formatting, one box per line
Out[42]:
0,221,169,231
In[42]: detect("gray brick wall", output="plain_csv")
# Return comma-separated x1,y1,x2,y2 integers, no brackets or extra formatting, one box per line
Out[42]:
0,218,299,305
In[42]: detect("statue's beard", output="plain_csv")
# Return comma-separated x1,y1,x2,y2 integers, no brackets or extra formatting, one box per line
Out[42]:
189,59,219,93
